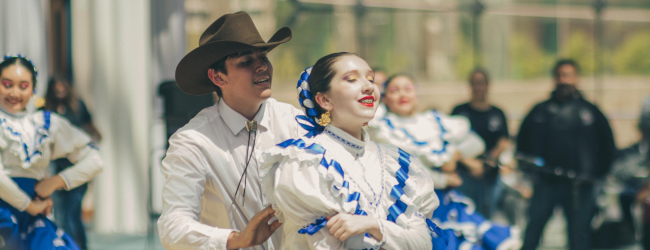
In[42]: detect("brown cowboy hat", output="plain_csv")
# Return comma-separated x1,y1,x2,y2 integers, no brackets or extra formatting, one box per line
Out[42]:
175,11,291,95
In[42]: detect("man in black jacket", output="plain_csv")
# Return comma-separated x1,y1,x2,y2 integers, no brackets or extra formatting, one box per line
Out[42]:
518,59,616,250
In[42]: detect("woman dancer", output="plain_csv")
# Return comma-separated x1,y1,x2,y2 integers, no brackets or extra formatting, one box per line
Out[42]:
0,55,103,250
260,52,444,250
368,74,521,250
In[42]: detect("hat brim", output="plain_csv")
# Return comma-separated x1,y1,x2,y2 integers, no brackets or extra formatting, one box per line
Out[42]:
175,27,292,95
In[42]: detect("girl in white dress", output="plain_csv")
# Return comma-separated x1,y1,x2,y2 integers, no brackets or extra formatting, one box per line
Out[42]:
368,74,521,250
0,55,104,250
259,52,445,250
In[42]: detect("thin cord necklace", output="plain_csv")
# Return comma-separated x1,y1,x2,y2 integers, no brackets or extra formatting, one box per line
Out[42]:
231,120,258,207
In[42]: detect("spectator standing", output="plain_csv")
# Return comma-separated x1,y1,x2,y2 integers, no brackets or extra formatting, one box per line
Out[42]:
517,59,616,250
452,68,510,217
43,77,102,250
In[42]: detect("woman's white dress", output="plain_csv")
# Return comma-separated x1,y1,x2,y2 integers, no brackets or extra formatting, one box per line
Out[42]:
259,125,441,250
368,110,521,250
0,109,103,250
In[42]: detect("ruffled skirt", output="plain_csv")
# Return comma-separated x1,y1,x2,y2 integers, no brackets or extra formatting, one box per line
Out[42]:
0,178,80,250
430,189,521,250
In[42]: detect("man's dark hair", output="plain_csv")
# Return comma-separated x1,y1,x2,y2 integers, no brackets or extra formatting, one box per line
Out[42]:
208,48,271,98
552,59,580,78
468,68,490,85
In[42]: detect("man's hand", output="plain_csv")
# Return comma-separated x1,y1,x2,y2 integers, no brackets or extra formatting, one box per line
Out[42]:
226,206,282,250
25,197,53,216
35,175,66,198
326,213,382,242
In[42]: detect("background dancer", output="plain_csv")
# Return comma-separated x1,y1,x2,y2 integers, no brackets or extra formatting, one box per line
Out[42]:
0,55,103,249
369,74,521,250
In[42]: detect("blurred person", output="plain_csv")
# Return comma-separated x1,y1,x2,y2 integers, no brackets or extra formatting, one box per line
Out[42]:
0,55,103,249
259,52,441,250
452,68,510,218
368,74,522,250
156,12,305,250
518,59,616,250
592,96,650,248
371,68,388,119
43,77,102,250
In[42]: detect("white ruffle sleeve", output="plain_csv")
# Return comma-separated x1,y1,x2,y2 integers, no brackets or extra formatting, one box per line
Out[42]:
369,111,485,167
49,114,104,190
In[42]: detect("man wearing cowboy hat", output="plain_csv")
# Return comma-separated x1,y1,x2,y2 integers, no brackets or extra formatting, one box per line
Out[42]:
157,12,304,249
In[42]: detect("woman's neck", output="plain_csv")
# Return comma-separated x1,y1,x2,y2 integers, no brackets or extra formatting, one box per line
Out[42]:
469,99,491,111
329,121,363,140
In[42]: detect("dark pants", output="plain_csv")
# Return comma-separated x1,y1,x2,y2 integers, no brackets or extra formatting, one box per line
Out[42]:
521,179,596,250
51,159,89,250
457,170,501,218
51,181,88,250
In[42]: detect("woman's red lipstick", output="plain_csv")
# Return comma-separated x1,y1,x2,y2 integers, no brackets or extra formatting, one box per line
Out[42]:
359,96,374,107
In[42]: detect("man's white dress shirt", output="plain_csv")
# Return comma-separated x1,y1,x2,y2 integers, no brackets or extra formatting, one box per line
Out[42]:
157,98,304,250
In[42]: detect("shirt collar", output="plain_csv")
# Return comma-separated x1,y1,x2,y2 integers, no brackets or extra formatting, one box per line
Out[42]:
323,124,367,157
218,98,268,135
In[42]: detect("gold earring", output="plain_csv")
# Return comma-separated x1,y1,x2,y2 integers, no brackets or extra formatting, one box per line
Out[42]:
33,96,45,109
318,110,331,126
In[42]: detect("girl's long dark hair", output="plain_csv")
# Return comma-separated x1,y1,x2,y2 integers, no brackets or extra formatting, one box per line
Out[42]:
44,77,79,113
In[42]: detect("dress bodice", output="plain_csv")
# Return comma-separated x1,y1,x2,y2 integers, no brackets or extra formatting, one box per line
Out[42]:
259,124,439,250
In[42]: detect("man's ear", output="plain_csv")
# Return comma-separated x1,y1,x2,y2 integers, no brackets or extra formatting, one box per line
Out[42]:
208,68,227,88
315,92,332,111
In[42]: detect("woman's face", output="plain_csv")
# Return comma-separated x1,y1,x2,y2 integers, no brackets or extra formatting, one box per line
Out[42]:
383,76,417,116
54,82,69,99
0,64,34,113
319,55,379,127
470,72,488,101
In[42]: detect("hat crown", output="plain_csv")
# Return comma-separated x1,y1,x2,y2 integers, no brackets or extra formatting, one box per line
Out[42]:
199,11,265,47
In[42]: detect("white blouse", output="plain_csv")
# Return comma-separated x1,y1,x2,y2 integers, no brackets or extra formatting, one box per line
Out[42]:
0,109,103,211
368,110,485,168
259,125,439,250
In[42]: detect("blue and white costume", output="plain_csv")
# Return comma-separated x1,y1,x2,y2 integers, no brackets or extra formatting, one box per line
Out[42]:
259,125,441,250
369,110,521,250
0,109,103,250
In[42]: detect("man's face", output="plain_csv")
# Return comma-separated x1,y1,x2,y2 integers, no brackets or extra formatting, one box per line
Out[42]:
554,64,578,99
219,49,273,103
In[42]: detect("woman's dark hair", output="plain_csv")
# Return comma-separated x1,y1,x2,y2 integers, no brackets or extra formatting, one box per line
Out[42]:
44,77,79,113
0,57,37,87
469,68,490,85
552,59,580,78
304,52,358,116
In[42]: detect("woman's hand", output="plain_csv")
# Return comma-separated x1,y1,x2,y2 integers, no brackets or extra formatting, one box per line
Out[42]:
35,175,66,198
461,158,485,178
25,197,53,216
440,150,462,173
326,213,383,242
444,172,463,188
